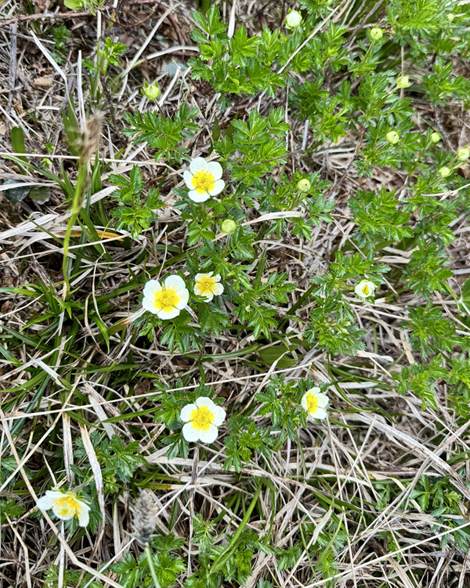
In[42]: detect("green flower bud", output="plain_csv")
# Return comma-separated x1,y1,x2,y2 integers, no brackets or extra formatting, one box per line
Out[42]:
386,131,400,145
447,13,454,21
141,81,161,101
286,10,302,29
221,219,237,234
370,27,383,41
297,179,311,192
438,166,451,178
457,147,470,161
430,132,441,143
397,75,411,89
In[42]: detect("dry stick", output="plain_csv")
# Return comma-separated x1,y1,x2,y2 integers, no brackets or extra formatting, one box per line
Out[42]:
0,408,125,588
0,10,90,26
6,21,17,134
187,441,200,575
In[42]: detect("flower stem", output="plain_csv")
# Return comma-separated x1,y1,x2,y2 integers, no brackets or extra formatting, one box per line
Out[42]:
145,543,161,588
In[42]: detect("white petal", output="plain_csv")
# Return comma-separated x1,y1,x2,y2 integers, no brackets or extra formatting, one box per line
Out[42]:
301,393,308,411
195,397,216,409
194,284,202,295
182,423,200,442
211,405,226,426
306,387,321,395
37,491,61,511
312,408,327,420
164,275,186,292
175,289,189,310
157,307,180,320
188,190,210,203
142,297,158,314
180,404,197,422
143,280,161,298
77,502,91,527
209,179,225,196
183,170,194,189
212,274,221,282
317,394,329,408
190,157,208,174
212,283,224,296
201,292,214,301
198,425,218,444
195,273,212,280
206,161,223,180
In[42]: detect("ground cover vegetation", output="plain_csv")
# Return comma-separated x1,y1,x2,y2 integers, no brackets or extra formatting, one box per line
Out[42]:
1,0,470,586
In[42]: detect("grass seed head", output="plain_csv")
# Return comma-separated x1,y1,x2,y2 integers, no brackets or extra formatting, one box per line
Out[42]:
79,114,102,165
132,489,157,545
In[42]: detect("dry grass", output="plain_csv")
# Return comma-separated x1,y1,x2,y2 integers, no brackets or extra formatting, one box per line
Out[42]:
1,1,470,587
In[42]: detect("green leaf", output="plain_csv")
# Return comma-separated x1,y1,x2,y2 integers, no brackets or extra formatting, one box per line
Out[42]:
64,0,84,9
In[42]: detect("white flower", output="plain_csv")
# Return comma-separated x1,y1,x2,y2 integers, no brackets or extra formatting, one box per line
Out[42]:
286,10,302,29
142,275,189,320
301,388,328,421
355,280,376,299
183,157,225,203
194,273,224,302
37,490,90,527
180,397,226,443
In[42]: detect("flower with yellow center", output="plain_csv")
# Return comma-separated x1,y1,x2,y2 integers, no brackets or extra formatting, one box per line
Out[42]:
355,280,376,299
180,397,226,443
142,275,189,320
194,273,224,302
37,490,90,527
184,157,225,203
301,388,329,421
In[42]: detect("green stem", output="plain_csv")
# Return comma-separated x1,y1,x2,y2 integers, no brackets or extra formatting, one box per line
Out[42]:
209,485,261,576
62,163,88,296
145,544,161,588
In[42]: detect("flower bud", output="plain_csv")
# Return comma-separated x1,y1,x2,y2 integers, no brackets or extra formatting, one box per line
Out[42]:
221,219,237,234
297,178,311,192
430,132,441,143
386,131,399,145
286,10,302,29
397,75,411,89
457,147,470,161
370,27,383,41
438,166,450,178
141,81,161,101
447,13,454,21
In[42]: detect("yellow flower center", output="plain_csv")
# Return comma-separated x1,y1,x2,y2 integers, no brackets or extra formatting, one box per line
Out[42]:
154,288,180,312
190,406,215,431
197,276,216,294
54,495,81,519
306,393,319,414
191,170,215,194
361,284,370,296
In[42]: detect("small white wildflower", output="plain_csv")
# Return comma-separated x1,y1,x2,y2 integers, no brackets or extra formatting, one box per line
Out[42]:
301,388,329,421
355,280,376,299
142,275,189,320
181,397,226,443
286,10,302,29
37,490,90,527
194,273,224,302
183,157,225,203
